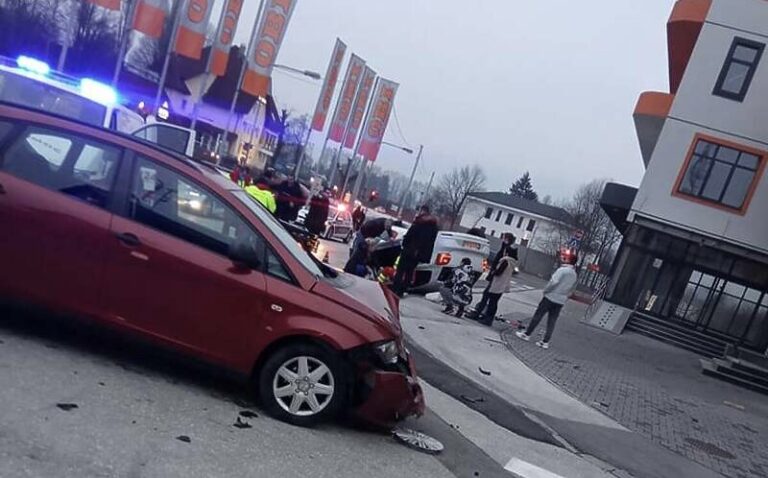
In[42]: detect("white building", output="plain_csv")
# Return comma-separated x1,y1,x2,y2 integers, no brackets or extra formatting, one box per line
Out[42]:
600,0,768,355
459,192,572,253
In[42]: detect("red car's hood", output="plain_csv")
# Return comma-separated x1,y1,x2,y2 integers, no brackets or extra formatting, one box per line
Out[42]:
311,274,401,336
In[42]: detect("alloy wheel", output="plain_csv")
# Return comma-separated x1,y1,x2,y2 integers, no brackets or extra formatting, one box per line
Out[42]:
272,356,335,416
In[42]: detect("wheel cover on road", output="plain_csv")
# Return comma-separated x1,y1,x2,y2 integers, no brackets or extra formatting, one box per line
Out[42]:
392,428,444,454
273,356,335,417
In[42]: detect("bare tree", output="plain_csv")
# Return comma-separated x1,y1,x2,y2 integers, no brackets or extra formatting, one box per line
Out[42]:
433,165,486,229
0,0,58,59
560,179,621,268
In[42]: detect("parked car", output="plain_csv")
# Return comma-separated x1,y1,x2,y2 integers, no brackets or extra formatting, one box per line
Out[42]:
0,103,424,428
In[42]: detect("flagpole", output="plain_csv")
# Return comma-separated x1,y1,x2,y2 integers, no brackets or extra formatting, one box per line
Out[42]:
153,0,185,113
222,0,267,156
112,0,138,88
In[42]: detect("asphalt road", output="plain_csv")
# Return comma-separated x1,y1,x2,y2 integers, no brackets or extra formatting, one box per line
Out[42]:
0,297,531,478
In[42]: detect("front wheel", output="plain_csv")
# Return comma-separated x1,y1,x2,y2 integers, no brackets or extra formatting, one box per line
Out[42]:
258,343,347,427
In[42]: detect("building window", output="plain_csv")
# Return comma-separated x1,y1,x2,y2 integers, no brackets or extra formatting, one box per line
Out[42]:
479,226,486,234
516,216,524,228
505,213,514,225
521,239,529,247
526,219,536,232
675,135,764,213
495,210,502,222
490,230,495,237
484,207,493,219
713,37,764,102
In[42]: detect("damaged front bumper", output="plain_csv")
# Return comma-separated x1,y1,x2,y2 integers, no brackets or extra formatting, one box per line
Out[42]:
349,346,425,429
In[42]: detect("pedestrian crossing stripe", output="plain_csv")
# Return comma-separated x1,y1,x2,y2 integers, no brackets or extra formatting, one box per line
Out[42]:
504,458,565,478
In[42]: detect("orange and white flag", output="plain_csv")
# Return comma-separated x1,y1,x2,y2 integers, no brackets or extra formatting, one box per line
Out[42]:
328,54,365,143
210,0,244,76
88,0,121,10
174,0,216,60
311,38,346,132
344,66,376,149
132,0,167,39
358,78,399,163
242,0,298,97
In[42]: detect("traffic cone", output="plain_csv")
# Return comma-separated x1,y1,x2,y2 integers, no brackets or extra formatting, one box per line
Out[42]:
322,251,330,263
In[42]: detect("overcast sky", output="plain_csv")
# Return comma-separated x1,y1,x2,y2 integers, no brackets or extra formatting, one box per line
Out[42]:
222,0,676,200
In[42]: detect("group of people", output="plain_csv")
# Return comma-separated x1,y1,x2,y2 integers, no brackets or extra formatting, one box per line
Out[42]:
343,205,439,297
439,232,580,349
439,233,519,325
233,164,312,223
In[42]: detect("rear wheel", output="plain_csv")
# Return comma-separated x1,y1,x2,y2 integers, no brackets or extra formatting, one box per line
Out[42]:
258,343,347,427
324,226,334,240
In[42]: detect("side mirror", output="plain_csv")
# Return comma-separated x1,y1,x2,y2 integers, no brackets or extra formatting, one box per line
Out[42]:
228,242,261,271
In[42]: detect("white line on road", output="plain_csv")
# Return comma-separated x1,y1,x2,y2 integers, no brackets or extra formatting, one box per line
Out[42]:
504,458,566,478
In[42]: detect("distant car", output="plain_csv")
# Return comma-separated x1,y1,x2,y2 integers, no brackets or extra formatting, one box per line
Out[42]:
374,206,386,214
323,206,354,243
0,102,424,428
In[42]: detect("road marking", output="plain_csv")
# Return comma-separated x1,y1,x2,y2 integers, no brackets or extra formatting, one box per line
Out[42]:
504,458,566,478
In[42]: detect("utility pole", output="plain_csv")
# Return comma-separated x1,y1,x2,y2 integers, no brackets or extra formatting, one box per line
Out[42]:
397,144,423,217
424,170,435,200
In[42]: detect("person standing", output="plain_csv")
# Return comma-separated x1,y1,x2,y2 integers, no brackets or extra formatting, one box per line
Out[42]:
515,251,579,349
304,190,330,236
352,205,366,231
468,233,516,319
476,246,517,326
392,205,439,296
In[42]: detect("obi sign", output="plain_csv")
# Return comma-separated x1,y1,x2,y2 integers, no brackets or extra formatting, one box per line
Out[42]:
357,78,399,162
242,0,297,97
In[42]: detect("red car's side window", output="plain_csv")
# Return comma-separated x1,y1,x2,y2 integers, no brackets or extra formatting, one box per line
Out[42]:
0,124,121,210
128,155,265,260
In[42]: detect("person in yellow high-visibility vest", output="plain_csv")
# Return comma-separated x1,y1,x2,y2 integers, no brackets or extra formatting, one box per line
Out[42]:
244,184,276,214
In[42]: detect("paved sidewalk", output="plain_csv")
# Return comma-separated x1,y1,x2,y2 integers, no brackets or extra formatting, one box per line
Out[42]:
401,296,724,478
495,277,768,478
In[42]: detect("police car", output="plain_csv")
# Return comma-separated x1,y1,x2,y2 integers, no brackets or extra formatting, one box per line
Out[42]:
0,55,195,156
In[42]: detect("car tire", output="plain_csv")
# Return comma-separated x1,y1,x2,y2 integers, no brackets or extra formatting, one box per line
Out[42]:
343,232,352,244
258,343,348,427
324,227,334,241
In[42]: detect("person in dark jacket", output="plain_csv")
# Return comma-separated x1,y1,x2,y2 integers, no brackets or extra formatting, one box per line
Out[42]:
304,190,330,236
392,205,439,296
352,205,366,231
467,233,517,319
274,176,307,222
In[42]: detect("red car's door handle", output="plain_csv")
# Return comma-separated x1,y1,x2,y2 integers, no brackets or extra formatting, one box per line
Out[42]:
115,232,141,247
0,183,5,195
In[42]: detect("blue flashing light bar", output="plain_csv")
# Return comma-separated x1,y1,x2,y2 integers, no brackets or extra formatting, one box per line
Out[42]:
79,78,118,106
16,56,50,76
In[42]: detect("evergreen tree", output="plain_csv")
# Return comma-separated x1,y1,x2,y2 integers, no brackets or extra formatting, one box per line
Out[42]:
509,171,538,202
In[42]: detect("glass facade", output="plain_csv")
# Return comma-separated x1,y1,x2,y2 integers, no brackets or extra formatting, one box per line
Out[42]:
609,224,768,352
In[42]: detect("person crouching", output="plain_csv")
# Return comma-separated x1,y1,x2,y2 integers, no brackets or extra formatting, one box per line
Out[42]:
439,258,474,317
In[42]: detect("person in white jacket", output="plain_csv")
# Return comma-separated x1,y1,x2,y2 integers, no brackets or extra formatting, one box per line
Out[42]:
516,251,579,349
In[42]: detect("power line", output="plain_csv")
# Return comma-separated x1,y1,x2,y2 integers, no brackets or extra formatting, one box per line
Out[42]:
391,103,412,148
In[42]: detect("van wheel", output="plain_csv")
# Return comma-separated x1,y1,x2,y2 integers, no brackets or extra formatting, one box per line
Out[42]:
258,343,347,427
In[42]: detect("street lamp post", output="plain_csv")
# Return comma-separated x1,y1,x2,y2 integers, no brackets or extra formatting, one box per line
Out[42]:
397,144,424,218
346,141,413,203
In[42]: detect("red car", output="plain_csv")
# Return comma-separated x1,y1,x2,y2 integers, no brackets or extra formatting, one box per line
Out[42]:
0,103,424,427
